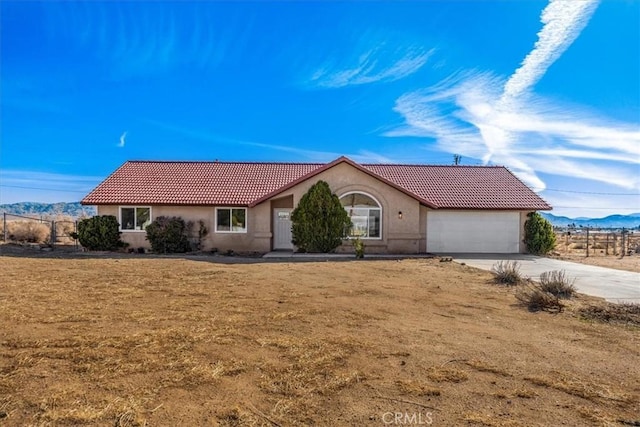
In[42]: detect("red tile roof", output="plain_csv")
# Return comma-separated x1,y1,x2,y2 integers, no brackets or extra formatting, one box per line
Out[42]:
363,164,550,210
82,157,551,210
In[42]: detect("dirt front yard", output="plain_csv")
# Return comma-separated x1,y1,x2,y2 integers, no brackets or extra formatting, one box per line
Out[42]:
1,254,638,426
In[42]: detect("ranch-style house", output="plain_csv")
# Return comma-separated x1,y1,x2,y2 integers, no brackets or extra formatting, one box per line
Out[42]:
81,156,551,254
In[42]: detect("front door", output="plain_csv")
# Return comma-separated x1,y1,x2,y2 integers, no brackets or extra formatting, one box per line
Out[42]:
273,208,293,250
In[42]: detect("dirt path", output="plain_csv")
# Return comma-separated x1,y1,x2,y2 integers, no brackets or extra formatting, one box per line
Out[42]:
1,256,638,426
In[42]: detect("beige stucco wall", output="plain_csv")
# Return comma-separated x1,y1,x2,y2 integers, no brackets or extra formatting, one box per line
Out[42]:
96,205,272,252
257,162,424,254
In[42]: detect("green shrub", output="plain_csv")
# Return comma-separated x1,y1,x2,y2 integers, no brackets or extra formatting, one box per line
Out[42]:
538,270,576,298
491,260,523,286
524,212,556,255
145,216,191,253
76,215,125,251
291,180,352,253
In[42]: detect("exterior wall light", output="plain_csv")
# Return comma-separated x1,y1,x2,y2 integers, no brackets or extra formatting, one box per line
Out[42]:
398,211,403,219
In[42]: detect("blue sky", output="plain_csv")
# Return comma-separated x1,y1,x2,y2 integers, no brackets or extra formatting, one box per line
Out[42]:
1,0,638,218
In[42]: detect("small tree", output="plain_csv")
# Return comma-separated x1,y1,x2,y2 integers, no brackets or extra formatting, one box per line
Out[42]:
76,215,125,251
291,180,352,253
145,216,191,253
524,212,556,255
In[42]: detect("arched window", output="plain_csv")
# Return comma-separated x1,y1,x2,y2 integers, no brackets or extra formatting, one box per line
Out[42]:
340,192,381,239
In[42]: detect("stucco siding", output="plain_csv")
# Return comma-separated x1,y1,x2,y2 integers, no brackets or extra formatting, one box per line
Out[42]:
258,162,424,254
96,204,273,252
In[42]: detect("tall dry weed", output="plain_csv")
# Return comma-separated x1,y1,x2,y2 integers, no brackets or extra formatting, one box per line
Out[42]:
3,220,50,243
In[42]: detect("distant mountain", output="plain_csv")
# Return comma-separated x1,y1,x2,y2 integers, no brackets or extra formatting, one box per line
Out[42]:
0,202,96,219
541,212,640,229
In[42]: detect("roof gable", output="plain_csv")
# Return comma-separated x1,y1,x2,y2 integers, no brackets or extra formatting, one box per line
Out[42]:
247,156,437,208
82,157,551,210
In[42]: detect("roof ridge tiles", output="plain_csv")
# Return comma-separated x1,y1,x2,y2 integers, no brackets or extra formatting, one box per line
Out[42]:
363,164,505,168
125,160,325,165
124,160,506,169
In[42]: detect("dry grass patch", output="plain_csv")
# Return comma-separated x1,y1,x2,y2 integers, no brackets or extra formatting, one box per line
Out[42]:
426,365,469,383
465,359,512,377
579,303,640,326
525,373,633,404
256,335,362,395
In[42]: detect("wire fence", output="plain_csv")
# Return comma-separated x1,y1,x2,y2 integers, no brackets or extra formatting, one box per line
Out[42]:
554,228,640,257
1,212,79,250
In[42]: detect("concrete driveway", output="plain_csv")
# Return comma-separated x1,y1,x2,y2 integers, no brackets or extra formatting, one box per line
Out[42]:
451,254,640,304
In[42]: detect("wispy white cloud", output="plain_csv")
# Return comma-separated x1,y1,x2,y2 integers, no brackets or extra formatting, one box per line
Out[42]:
499,0,599,107
144,119,398,164
307,32,433,88
387,71,639,191
120,132,127,147
44,2,232,77
118,131,127,148
384,0,640,203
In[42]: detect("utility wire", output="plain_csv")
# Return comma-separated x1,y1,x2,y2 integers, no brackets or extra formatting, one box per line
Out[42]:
552,206,640,210
0,184,89,193
535,188,640,196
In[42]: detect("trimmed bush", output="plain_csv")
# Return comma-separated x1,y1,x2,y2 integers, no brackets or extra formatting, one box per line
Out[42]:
145,216,191,253
538,270,576,298
524,212,556,255
491,260,523,286
291,180,352,253
76,215,125,251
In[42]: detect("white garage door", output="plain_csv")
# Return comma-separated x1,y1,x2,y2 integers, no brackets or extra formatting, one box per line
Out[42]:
427,211,521,253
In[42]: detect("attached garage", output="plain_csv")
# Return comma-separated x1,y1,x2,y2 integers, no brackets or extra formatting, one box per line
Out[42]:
427,210,521,253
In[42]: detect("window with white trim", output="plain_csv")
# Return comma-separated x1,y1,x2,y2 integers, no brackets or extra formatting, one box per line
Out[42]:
340,192,381,239
216,208,247,233
120,206,151,231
